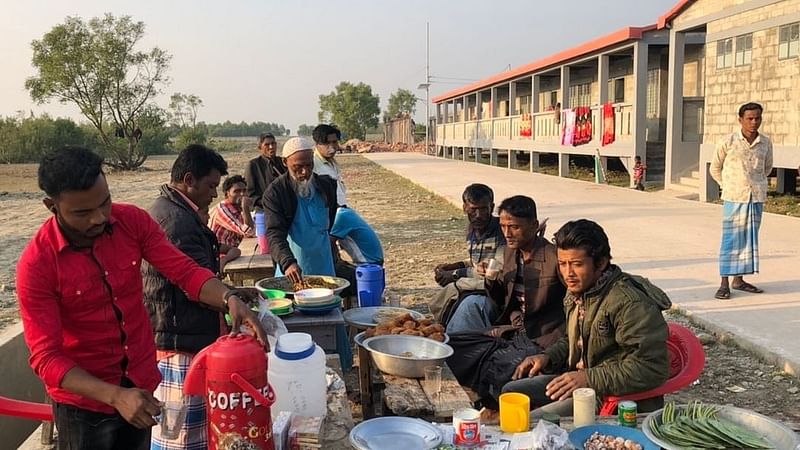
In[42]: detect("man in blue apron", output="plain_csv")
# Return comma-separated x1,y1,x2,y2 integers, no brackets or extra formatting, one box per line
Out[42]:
263,137,339,283
263,137,353,369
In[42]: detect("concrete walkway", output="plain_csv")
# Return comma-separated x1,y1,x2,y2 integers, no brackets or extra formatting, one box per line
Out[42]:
364,152,800,375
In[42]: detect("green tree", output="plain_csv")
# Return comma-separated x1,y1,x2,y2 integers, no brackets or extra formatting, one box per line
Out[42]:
318,82,380,140
385,88,417,121
168,92,203,129
137,104,172,155
297,124,314,136
26,14,171,170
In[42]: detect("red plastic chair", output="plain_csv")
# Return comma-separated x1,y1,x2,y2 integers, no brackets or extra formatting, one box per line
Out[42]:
0,395,53,422
599,322,705,416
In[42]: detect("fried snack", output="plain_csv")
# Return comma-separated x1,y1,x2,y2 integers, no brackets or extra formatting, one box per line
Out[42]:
429,332,445,342
430,324,445,333
419,318,434,327
390,327,405,335
364,328,376,338
400,329,418,336
402,320,417,330
420,325,439,336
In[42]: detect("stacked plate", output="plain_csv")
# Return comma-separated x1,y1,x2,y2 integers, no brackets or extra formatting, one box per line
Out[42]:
294,288,342,315
267,298,294,317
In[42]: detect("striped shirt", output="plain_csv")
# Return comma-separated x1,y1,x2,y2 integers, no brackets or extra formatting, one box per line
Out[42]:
209,201,251,248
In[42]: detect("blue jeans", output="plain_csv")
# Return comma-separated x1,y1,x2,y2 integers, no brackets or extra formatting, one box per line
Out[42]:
54,402,150,450
446,294,499,334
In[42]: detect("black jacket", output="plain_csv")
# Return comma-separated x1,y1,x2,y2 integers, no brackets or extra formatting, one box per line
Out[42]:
245,155,287,211
142,185,221,354
264,173,338,272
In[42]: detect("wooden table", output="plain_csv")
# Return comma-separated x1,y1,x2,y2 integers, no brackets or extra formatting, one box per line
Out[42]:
357,342,472,421
223,238,275,286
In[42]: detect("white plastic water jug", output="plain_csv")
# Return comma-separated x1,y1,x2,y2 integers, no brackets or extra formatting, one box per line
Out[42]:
267,332,327,417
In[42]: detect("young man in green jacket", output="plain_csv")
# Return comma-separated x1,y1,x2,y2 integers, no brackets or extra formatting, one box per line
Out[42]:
502,219,671,418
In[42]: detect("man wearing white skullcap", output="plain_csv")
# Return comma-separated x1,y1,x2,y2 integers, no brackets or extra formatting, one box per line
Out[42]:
262,137,340,284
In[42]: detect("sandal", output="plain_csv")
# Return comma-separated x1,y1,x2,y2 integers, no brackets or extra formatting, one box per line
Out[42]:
714,286,731,300
732,281,763,293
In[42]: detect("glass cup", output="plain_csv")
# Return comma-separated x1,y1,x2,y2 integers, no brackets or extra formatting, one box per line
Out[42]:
159,400,188,440
424,366,442,396
485,258,502,280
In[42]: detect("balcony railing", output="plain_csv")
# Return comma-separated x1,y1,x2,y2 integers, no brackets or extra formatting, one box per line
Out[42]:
435,103,633,146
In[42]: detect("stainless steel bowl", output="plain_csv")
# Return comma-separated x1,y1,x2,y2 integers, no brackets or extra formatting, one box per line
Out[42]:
362,335,453,378
354,331,449,348
642,404,800,450
255,275,350,295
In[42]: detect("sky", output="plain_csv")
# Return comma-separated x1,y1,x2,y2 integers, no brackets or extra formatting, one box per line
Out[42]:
0,0,677,133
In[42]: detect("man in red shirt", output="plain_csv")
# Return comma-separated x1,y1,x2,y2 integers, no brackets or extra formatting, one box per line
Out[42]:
16,147,265,450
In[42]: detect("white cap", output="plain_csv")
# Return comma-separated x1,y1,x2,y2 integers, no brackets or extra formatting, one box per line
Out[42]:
282,137,314,158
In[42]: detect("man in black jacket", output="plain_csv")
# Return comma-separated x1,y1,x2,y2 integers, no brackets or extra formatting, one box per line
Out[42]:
142,144,265,448
245,132,287,211
263,137,338,284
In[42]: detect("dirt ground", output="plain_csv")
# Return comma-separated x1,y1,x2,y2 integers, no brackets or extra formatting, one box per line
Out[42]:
0,152,797,429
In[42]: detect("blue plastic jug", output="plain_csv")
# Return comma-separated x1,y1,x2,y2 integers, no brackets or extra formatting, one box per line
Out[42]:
355,264,385,307
254,212,267,237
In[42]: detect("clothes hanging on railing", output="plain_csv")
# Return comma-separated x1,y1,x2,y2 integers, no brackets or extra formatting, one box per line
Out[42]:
561,109,576,146
573,106,593,146
519,113,532,138
561,107,593,146
602,103,616,146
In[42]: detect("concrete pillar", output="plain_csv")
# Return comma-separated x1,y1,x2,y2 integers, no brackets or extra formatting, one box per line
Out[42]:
558,153,570,177
777,168,798,194
530,152,540,172
509,82,517,116
560,66,571,109
490,86,497,120
631,42,650,187
532,75,541,113
462,147,468,162
598,54,609,105
463,95,470,121
476,92,483,121
665,31,686,187
490,149,498,166
475,148,482,163
508,150,518,169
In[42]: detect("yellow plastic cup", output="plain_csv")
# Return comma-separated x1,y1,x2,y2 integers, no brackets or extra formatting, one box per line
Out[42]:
499,392,530,433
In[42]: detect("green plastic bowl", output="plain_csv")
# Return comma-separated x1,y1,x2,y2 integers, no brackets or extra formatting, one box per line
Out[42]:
259,288,286,299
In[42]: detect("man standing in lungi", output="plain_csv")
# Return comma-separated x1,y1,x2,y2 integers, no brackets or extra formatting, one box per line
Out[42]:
710,102,773,300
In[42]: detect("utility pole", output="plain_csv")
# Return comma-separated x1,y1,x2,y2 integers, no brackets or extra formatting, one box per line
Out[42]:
418,22,432,155
425,22,431,155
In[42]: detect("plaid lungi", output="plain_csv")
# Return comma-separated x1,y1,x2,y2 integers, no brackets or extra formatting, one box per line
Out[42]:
151,354,207,450
719,200,763,276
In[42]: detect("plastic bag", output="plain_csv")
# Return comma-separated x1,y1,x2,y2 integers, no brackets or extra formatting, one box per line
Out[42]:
531,419,574,450
258,298,288,350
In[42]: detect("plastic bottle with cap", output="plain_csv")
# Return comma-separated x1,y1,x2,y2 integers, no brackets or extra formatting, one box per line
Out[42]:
267,333,327,417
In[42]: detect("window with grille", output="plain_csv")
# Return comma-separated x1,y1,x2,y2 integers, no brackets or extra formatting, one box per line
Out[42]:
568,83,592,107
735,34,752,66
717,38,733,68
646,69,660,117
779,23,800,59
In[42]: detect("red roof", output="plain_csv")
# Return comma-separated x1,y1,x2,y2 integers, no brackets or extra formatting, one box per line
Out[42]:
432,25,656,104
658,0,696,29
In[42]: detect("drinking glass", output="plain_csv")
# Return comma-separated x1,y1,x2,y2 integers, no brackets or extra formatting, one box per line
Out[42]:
424,366,442,396
159,399,187,440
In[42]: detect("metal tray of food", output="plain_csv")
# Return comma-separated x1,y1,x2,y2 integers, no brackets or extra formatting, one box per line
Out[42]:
343,306,425,329
255,275,350,295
